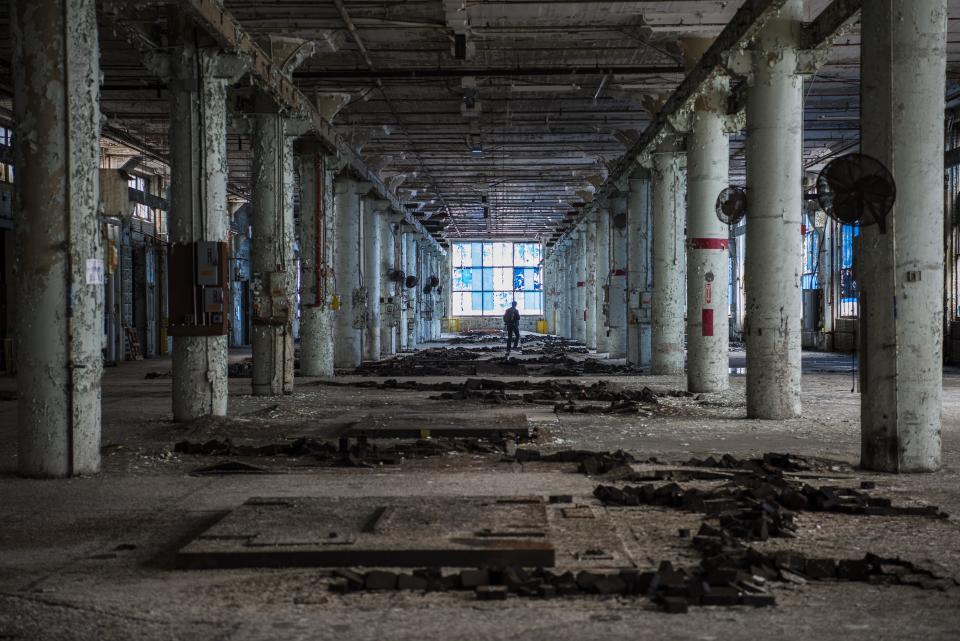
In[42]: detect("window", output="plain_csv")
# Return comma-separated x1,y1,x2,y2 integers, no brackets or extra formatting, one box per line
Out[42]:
838,223,859,317
128,174,153,221
0,126,13,183
451,241,543,316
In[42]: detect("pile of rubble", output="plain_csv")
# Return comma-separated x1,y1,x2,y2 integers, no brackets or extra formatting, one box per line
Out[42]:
174,434,513,468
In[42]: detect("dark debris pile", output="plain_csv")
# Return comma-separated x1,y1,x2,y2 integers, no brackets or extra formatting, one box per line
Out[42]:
174,435,511,468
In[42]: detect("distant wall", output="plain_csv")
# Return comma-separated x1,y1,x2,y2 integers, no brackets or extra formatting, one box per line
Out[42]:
452,315,540,332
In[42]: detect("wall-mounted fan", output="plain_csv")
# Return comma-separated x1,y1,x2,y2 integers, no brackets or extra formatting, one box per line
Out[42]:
715,186,747,225
612,213,628,229
405,275,419,289
387,269,406,283
815,153,896,233
428,275,440,288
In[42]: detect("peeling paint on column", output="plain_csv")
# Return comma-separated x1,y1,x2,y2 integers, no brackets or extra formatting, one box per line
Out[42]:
651,143,687,375
334,176,363,368
13,0,103,476
297,152,335,376
379,214,400,355
860,0,946,472
627,171,653,366
594,211,610,353
250,112,296,395
404,234,419,348
168,29,232,422
362,199,383,361
744,0,803,419
584,218,598,350
686,77,731,393
607,195,629,359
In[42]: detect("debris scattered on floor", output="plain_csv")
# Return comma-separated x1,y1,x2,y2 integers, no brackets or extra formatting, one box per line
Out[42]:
191,460,267,475
173,435,512,466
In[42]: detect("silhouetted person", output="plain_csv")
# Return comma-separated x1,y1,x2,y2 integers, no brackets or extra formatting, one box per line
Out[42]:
503,301,520,355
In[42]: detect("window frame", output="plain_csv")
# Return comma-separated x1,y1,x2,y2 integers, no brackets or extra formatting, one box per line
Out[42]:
450,241,543,317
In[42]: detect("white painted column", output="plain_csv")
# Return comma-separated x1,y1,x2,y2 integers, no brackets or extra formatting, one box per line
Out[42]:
379,214,398,355
651,143,687,374
608,196,629,358
745,0,802,418
333,176,363,368
860,0,947,472
251,111,296,395
595,210,611,353
361,199,382,361
12,0,103,476
296,148,335,376
404,234,419,348
686,77,731,393
627,170,653,366
585,218,598,350
574,230,587,343
165,29,238,420
397,227,409,350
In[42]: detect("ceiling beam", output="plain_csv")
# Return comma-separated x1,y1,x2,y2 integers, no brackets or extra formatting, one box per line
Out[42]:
179,0,444,250
295,64,685,80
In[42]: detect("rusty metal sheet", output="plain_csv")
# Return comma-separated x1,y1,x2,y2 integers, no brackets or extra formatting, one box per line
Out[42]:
177,496,554,569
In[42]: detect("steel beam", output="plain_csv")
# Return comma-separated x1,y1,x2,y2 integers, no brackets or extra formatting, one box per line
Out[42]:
180,0,443,252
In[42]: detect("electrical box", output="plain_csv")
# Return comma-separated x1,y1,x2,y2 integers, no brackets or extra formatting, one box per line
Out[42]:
252,271,292,326
168,241,230,337
381,296,400,327
196,241,221,286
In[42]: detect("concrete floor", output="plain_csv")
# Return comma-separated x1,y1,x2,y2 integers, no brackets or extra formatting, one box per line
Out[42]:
1,343,959,641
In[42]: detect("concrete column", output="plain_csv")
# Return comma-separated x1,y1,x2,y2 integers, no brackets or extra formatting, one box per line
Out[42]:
554,248,567,337
543,254,556,334
595,211,611,353
651,141,687,374
745,0,802,418
296,149,335,376
362,199,383,361
567,240,577,339
404,233,419,348
166,27,236,420
818,221,834,343
432,249,444,340
251,111,295,395
686,77,731,393
168,36,230,421
608,196,629,358
440,250,452,333
573,231,586,343
859,0,947,472
397,227,409,350
627,170,653,366
379,214,398,356
334,176,363,368
562,252,569,337
584,219,598,350
12,0,102,476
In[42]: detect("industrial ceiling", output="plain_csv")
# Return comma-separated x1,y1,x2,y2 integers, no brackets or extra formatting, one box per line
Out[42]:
2,1,960,245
